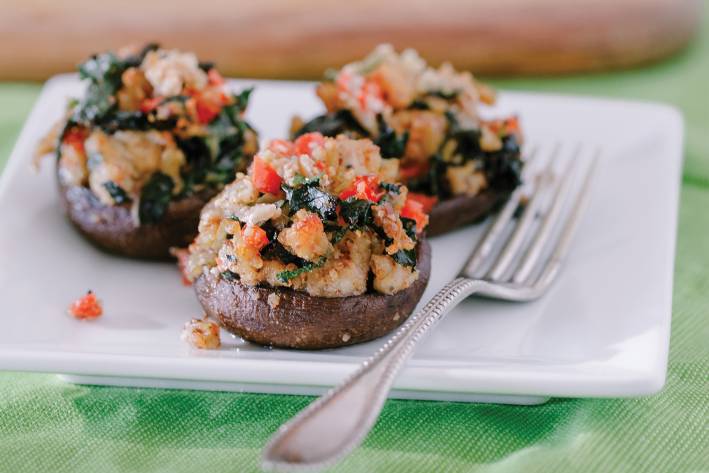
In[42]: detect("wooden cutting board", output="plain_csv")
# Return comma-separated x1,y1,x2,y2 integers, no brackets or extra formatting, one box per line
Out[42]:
0,0,700,80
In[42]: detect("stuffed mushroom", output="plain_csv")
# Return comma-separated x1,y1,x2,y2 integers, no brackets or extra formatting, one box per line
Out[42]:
36,44,258,258
185,133,431,349
292,44,523,236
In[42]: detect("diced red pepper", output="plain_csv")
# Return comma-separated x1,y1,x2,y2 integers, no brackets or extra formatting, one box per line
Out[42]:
139,97,162,113
62,128,87,155
191,88,230,124
242,225,269,251
294,132,325,157
207,68,225,86
485,116,521,137
399,162,429,180
68,290,103,320
195,98,222,124
268,139,296,156
401,197,429,233
338,175,383,202
406,192,438,213
251,156,283,194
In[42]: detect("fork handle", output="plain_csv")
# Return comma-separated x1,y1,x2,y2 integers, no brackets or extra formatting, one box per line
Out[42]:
262,277,482,471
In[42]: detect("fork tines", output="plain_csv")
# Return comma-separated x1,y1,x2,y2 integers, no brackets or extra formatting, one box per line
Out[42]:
460,143,599,297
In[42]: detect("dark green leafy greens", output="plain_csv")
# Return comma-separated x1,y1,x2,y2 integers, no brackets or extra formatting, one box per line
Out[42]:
373,114,408,159
401,217,417,240
276,257,326,283
380,182,401,194
293,110,369,138
138,172,174,224
220,270,239,281
102,181,131,204
339,197,374,229
428,90,459,100
391,248,417,267
282,179,338,221
232,88,253,114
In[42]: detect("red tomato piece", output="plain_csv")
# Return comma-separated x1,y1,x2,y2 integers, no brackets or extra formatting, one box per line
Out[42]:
406,192,438,213
251,157,283,194
195,99,221,124
485,116,521,136
338,175,383,202
400,198,429,233
294,132,325,157
68,290,103,320
242,225,269,251
139,97,162,113
62,128,87,154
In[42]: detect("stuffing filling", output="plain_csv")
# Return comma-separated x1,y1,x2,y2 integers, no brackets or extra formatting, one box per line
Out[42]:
36,43,258,224
186,133,429,297
292,44,524,204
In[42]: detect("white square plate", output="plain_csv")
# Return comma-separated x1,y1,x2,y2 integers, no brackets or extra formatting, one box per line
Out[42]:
0,75,682,405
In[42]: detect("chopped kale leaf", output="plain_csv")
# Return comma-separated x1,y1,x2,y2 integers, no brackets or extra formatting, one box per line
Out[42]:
276,257,326,283
391,248,417,267
72,52,127,125
282,179,338,221
408,99,430,110
330,227,348,244
294,110,369,138
380,182,401,194
102,181,131,204
261,240,307,267
483,134,523,191
401,217,417,240
339,197,374,229
220,270,239,281
406,153,447,199
291,174,320,187
198,61,215,72
428,90,459,100
78,52,125,86
232,88,253,114
139,172,174,224
374,114,408,159
259,221,309,267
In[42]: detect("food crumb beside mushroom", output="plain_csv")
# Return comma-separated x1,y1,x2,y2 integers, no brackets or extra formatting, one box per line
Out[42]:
267,293,281,309
68,290,103,320
181,317,221,349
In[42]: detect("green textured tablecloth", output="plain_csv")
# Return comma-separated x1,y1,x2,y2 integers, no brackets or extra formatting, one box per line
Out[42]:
2,18,708,473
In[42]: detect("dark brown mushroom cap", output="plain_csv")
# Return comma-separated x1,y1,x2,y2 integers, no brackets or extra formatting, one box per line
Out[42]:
426,190,511,237
58,175,217,260
194,240,431,349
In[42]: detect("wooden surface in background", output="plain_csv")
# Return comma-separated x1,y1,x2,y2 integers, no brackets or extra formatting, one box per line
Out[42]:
0,0,701,80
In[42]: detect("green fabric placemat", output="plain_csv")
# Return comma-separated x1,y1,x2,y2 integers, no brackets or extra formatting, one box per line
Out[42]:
1,13,708,473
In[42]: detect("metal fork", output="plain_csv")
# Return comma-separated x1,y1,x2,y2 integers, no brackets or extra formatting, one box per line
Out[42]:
262,144,599,472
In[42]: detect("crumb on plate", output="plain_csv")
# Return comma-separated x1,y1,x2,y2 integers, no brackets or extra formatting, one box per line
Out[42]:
181,317,221,349
68,290,103,320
